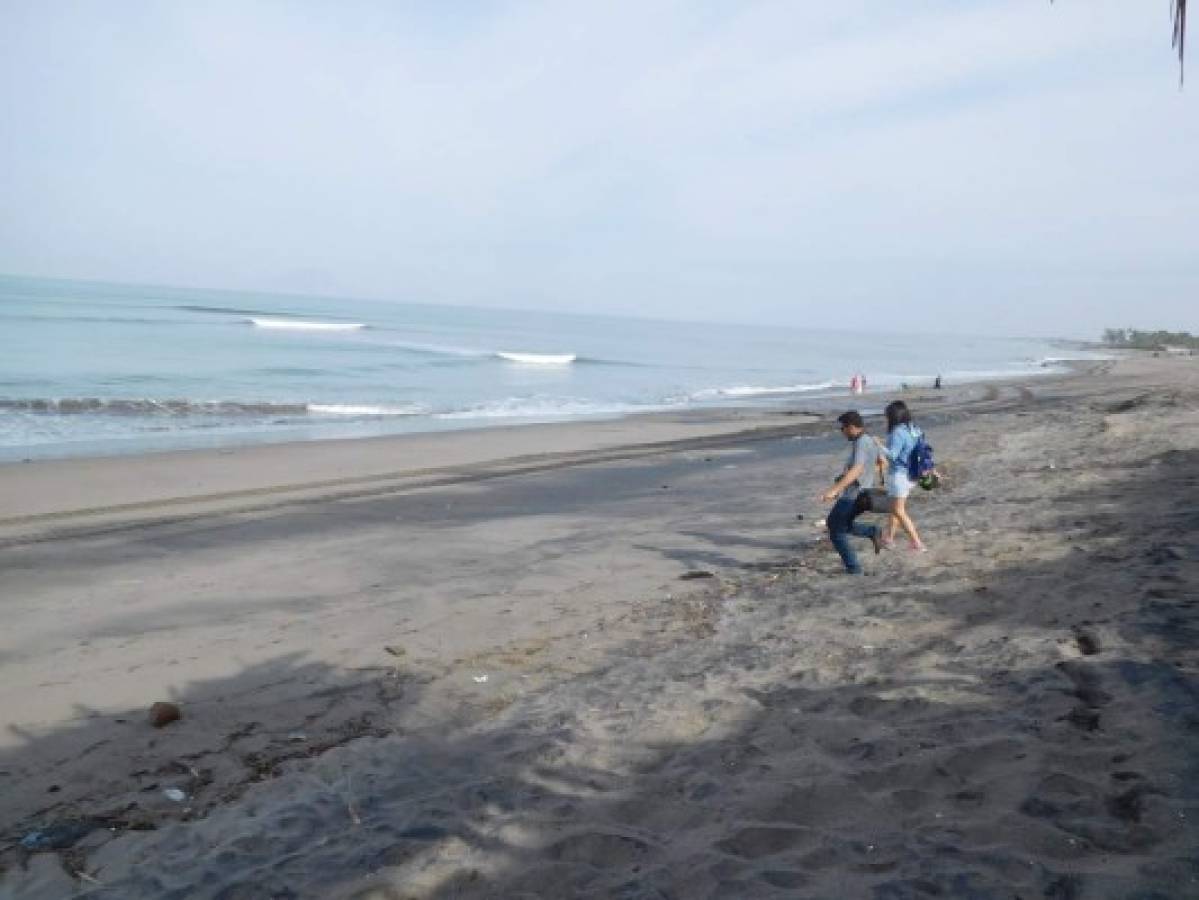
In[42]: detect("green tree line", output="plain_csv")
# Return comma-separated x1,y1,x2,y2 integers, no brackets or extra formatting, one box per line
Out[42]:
1102,329,1199,350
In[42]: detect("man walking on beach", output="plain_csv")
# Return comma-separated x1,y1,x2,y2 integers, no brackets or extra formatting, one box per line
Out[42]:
818,410,884,575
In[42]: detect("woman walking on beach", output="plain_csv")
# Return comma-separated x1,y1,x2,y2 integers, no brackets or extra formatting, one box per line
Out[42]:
880,400,927,552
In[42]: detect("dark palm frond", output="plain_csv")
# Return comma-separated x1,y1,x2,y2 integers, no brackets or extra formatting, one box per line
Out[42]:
1174,0,1187,84
1051,1,1187,84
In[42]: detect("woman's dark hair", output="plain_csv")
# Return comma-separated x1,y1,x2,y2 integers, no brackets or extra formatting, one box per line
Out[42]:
884,400,911,433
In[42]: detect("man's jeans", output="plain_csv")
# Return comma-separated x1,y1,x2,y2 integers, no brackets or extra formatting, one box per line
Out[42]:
827,494,878,574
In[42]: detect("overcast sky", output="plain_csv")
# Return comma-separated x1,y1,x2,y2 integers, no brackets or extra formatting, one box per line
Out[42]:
1,1,1195,337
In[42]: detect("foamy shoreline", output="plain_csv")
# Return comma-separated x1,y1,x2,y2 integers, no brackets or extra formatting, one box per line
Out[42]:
4,354,1195,898
0,362,1094,543
0,351,1096,466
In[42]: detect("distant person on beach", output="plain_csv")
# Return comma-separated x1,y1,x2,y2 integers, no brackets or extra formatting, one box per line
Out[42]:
818,410,885,574
878,400,927,552
850,373,861,395
934,375,942,390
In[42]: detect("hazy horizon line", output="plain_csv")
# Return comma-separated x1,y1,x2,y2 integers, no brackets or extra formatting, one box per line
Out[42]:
1,269,1092,344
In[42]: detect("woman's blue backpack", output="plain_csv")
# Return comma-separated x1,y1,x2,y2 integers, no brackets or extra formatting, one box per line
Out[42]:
906,431,935,481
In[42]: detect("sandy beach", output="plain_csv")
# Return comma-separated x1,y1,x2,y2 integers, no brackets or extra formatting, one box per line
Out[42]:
1,354,1197,898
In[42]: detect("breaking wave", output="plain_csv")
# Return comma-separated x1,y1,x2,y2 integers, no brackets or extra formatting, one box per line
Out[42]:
380,343,624,367
436,396,660,420
249,318,367,331
691,381,837,400
1037,353,1115,366
307,403,426,416
388,341,490,359
0,398,423,417
495,351,577,365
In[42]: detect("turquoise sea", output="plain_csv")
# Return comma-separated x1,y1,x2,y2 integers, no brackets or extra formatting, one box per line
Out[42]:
0,274,1100,461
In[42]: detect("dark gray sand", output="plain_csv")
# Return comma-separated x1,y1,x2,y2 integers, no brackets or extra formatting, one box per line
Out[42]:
1,355,1197,898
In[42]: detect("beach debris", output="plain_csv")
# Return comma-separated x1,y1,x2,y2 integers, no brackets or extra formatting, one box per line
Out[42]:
383,645,406,658
473,674,489,684
795,513,805,521
1073,628,1101,656
20,821,98,851
147,701,182,728
679,570,715,580
163,788,187,802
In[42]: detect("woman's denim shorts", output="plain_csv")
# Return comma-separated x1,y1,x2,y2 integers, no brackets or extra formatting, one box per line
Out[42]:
888,470,914,499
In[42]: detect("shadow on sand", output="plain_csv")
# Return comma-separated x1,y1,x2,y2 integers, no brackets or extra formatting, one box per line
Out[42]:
1,444,1196,899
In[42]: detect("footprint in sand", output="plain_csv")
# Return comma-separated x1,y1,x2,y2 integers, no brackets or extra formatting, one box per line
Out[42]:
758,869,809,889
715,825,815,859
1055,660,1112,731
546,832,652,866
1019,772,1167,854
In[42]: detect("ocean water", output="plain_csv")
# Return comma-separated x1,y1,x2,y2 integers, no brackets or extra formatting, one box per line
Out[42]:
0,274,1098,461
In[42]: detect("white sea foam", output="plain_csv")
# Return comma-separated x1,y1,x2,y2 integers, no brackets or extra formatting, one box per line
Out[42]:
691,381,836,400
437,397,654,420
249,318,366,331
495,351,577,365
307,403,425,417
1038,353,1115,365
